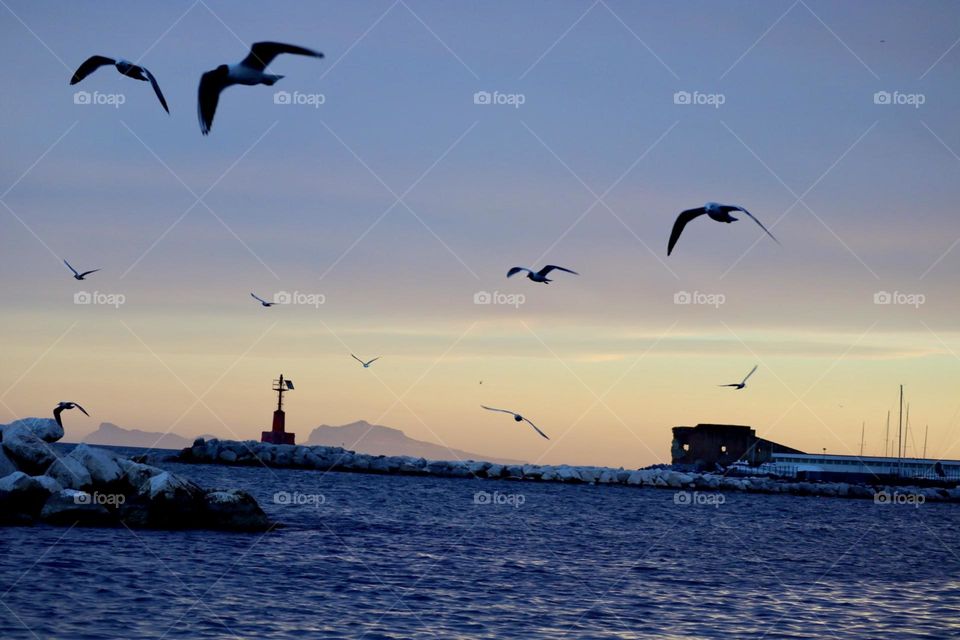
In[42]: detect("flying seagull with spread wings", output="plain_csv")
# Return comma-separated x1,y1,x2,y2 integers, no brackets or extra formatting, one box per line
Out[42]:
352,355,380,368
197,41,324,135
64,259,100,281
70,55,169,113
668,202,779,256
53,401,89,428
481,405,549,440
506,264,578,284
719,365,758,390
250,293,275,307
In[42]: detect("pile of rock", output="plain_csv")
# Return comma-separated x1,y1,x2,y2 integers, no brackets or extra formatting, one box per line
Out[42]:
0,418,271,530
179,437,960,503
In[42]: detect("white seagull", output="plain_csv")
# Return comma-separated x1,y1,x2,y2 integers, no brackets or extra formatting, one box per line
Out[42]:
250,293,275,307
197,41,324,135
352,355,380,368
668,202,779,256
70,55,169,113
506,265,578,284
481,405,549,440
719,365,758,390
54,401,89,428
64,259,100,281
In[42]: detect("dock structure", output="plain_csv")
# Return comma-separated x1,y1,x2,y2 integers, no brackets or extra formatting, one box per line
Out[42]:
261,374,296,445
671,423,802,470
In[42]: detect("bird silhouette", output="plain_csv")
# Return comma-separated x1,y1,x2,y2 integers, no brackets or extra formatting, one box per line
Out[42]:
668,202,779,255
198,41,324,135
719,365,758,390
351,354,380,368
64,259,100,281
506,265,578,284
70,55,169,113
53,401,89,428
481,405,549,439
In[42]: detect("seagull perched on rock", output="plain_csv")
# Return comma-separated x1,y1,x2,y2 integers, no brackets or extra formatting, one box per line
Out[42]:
53,402,89,428
351,354,380,368
70,55,169,113
719,365,758,390
506,265,578,284
197,41,324,135
250,293,275,307
668,202,779,256
481,405,549,440
64,259,100,281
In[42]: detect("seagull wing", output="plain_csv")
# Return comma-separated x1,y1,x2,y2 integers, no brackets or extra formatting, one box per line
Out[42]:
52,405,64,427
735,207,780,245
481,405,516,417
70,55,115,84
718,384,740,387
668,207,707,255
366,357,381,366
538,265,579,277
73,403,90,416
63,259,79,276
142,67,170,113
242,42,324,71
197,69,228,135
522,417,550,440
78,269,101,278
251,293,268,304
351,354,365,365
741,365,758,384
507,267,531,278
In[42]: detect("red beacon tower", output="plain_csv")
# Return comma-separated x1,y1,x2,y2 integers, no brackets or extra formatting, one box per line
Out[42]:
261,374,296,445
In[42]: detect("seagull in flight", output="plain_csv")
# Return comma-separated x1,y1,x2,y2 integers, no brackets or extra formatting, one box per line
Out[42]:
197,41,324,135
719,365,758,390
668,202,779,256
70,55,169,113
53,402,89,428
481,405,549,440
506,265,578,284
250,293,275,307
351,355,380,368
64,259,100,281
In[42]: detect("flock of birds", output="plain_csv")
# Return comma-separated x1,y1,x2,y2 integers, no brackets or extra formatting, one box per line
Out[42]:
56,40,779,442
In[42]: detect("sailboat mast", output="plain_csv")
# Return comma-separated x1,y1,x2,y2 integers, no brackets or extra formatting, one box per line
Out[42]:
884,410,890,458
898,385,903,477
923,424,929,460
859,421,865,457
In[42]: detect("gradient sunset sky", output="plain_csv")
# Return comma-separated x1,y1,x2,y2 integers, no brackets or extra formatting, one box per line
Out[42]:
2,1,960,468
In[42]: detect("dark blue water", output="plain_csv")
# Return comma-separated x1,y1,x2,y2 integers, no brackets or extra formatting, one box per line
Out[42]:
1,452,958,639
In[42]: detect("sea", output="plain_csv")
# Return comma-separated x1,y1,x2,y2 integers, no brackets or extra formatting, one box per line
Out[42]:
0,446,958,639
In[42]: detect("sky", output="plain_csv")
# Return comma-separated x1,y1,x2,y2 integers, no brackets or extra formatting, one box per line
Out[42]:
2,1,960,468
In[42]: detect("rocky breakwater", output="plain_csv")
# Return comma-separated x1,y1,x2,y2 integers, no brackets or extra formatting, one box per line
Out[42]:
178,438,960,504
0,418,272,530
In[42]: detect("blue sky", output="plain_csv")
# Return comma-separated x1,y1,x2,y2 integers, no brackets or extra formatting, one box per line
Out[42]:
2,1,960,467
